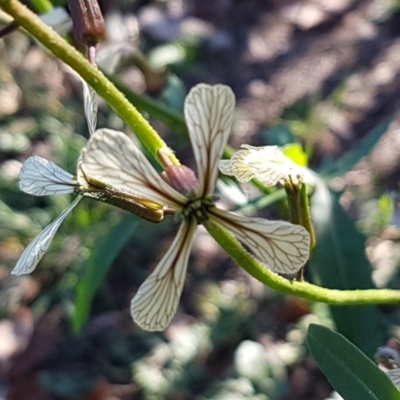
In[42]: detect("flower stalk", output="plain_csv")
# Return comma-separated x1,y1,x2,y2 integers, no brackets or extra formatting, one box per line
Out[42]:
283,177,316,281
0,0,178,166
284,177,316,250
205,221,400,306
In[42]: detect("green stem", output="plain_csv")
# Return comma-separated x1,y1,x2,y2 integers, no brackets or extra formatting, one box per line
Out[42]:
284,181,314,244
284,177,301,226
298,182,316,249
284,179,317,281
0,0,179,166
108,74,187,135
205,221,400,305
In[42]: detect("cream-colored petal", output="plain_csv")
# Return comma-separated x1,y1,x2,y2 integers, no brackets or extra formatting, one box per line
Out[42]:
12,196,82,275
19,156,77,196
130,219,197,331
184,84,235,197
387,368,400,388
220,145,302,187
218,159,234,176
80,129,186,208
209,208,310,274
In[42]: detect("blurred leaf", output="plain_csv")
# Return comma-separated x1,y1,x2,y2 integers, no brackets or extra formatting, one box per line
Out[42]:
282,143,308,166
0,132,30,152
307,324,400,400
38,370,98,397
310,181,380,356
106,73,187,135
319,117,392,179
262,124,296,146
161,74,186,111
235,189,286,213
359,193,395,235
31,0,53,13
379,193,394,220
149,42,188,69
0,200,35,237
72,216,138,333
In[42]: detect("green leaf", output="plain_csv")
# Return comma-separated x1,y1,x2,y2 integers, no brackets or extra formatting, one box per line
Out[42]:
310,183,381,356
262,124,296,146
282,143,308,166
161,74,186,111
31,0,53,13
379,193,394,221
319,117,392,179
71,216,138,333
106,73,187,135
307,324,400,400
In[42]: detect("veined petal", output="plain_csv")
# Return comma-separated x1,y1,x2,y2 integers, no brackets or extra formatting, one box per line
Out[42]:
184,84,235,197
19,156,77,196
387,369,400,388
130,219,197,331
12,196,82,276
82,80,97,136
219,159,234,176
80,129,186,208
209,208,310,274
220,145,302,187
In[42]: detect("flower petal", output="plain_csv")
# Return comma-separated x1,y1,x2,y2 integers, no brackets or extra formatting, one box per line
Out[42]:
220,145,302,187
82,80,97,136
209,208,310,274
184,84,235,197
387,369,400,388
12,196,82,275
19,156,77,196
130,219,197,331
80,128,187,208
218,159,234,176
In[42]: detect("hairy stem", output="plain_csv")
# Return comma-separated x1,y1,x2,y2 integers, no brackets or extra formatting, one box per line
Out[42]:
0,0,179,166
205,221,400,305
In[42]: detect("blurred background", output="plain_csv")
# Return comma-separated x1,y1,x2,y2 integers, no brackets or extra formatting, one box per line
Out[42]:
1,0,400,399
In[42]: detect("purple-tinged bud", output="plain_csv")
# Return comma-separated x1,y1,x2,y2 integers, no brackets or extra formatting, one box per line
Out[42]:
68,0,105,47
158,147,199,196
162,165,199,196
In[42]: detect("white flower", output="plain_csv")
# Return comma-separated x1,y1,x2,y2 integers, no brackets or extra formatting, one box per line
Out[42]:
12,73,97,277
12,154,168,276
12,156,83,275
219,144,304,187
12,78,166,276
78,84,311,331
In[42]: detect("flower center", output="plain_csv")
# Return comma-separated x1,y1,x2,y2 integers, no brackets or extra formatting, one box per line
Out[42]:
182,197,215,224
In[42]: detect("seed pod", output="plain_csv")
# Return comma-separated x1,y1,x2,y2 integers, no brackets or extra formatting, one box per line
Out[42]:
79,172,172,223
68,0,105,46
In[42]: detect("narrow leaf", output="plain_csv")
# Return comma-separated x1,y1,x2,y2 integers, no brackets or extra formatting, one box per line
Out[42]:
106,74,187,134
72,216,138,332
310,182,380,357
307,324,400,400
319,117,392,179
